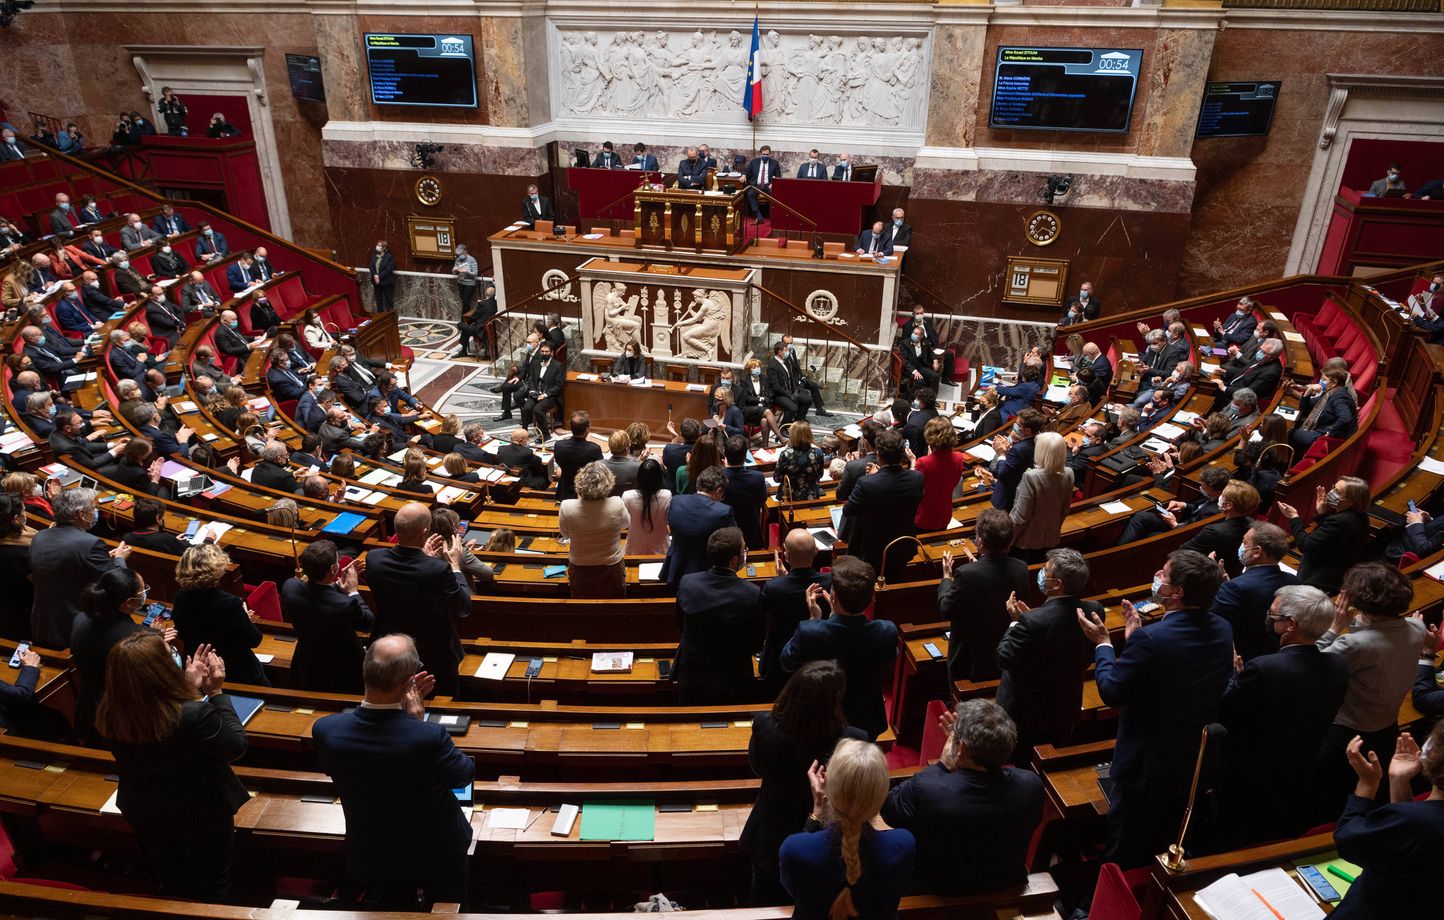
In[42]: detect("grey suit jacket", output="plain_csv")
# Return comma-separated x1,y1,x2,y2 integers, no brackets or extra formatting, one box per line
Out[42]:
120,223,160,250
30,523,119,648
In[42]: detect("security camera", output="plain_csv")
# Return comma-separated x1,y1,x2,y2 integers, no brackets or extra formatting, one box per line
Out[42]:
411,142,445,170
1044,175,1073,206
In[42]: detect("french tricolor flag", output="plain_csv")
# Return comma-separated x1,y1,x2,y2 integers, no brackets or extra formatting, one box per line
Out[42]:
742,17,762,120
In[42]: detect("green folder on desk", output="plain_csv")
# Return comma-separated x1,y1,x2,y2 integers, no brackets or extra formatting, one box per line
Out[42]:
579,800,655,841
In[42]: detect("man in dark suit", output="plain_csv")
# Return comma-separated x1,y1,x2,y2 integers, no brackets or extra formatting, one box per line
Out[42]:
552,410,601,501
225,254,260,294
902,387,939,457
1384,506,1444,564
49,409,123,472
764,341,807,423
79,269,123,319
898,325,939,393
281,540,374,695
327,355,369,411
721,434,767,549
134,403,194,458
81,230,119,262
55,283,102,335
48,193,79,236
193,223,228,263
0,128,29,160
1179,480,1257,579
1211,521,1300,663
496,427,550,489
251,441,301,494
521,184,554,227
674,527,763,703
697,145,717,170
662,467,736,587
29,487,130,648
796,149,828,180
854,220,894,257
365,504,471,696
313,635,474,909
881,700,1044,895
884,208,912,248
455,284,497,359
1116,464,1229,545
744,145,780,219
781,555,897,739
1057,281,1100,325
106,331,148,385
1212,296,1257,346
152,205,190,237
758,528,831,693
630,142,658,172
249,293,282,332
214,309,262,364
251,247,277,281
266,350,307,402
840,429,923,580
143,286,186,347
180,271,223,313
941,509,1029,682
520,341,564,433
370,241,397,312
1078,549,1233,869
996,548,1101,756
1216,584,1348,849
18,325,78,384
591,141,622,169
293,379,328,433
676,147,709,190
988,409,1043,510
779,333,827,417
831,152,854,181
1212,338,1284,412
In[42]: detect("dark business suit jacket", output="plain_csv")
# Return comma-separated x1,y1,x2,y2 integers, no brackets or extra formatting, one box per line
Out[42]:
181,281,223,312
1290,508,1367,594
280,577,374,694
676,157,709,189
293,391,326,432
880,763,1044,895
521,195,555,225
1385,516,1444,563
631,154,659,171
70,613,142,740
661,493,736,586
854,229,893,256
365,545,471,695
996,596,1102,740
1180,515,1252,579
497,442,549,489
795,160,828,180
150,249,190,278
902,407,939,458
29,523,119,648
989,436,1035,510
171,586,268,686
266,365,306,401
1296,388,1358,440
941,553,1030,682
552,434,601,501
1094,608,1234,797
82,282,123,318
145,299,186,345
49,430,116,471
369,250,396,289
1217,311,1255,346
107,696,249,834
213,322,253,360
1210,564,1300,663
1217,644,1348,845
139,422,189,459
745,156,780,189
1331,796,1444,919
724,465,768,549
758,567,831,692
312,707,475,888
885,221,912,248
840,465,924,575
674,567,763,701
251,459,300,494
591,150,622,169
781,614,899,740
1223,358,1283,404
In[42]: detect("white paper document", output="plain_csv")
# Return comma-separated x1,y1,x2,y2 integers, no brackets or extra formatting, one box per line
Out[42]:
965,443,996,463
637,562,664,581
487,808,531,830
1194,868,1323,920
1099,500,1133,515
1418,455,1444,475
475,653,515,680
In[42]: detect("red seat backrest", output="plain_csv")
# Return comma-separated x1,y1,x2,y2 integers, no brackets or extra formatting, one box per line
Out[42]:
1352,361,1376,396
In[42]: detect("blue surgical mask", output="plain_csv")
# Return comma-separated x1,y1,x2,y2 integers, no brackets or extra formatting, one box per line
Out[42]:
1036,570,1049,592
59,202,70,210
1011,424,1021,438
204,228,214,236
1151,575,1165,597
1237,543,1248,564
911,400,921,411
86,509,99,529
718,379,731,388
228,320,238,328
911,334,921,343
118,260,129,270
751,368,761,378
1254,350,1264,362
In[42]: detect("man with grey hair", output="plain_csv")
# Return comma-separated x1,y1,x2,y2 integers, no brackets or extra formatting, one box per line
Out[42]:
1224,387,1260,433
880,699,1043,895
1108,407,1141,448
251,440,301,494
1131,359,1195,409
1215,584,1347,847
1214,337,1284,412
312,634,475,910
676,146,708,190
454,421,489,463
134,402,194,459
995,548,1102,756
1210,521,1298,663
29,487,131,647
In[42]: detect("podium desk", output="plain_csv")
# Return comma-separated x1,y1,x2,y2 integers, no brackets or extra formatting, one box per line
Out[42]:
568,166,663,222
563,370,711,433
770,175,883,236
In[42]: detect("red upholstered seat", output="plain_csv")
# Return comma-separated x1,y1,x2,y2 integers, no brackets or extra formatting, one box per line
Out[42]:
1351,361,1376,397
1090,863,1146,920
245,579,283,622
918,698,950,764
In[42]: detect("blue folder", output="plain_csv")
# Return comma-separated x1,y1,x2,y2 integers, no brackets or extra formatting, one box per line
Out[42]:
321,512,366,534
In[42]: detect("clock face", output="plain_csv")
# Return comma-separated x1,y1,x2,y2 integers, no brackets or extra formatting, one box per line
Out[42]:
1026,210,1061,247
415,175,443,207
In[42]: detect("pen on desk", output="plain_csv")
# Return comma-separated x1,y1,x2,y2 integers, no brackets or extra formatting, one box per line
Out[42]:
1326,864,1357,883
1250,888,1285,920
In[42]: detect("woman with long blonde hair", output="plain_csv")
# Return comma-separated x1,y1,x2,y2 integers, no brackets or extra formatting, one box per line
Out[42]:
780,738,915,919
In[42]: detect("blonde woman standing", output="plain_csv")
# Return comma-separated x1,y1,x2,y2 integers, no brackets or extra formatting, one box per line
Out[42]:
780,739,915,919
558,460,628,598
1010,431,1073,563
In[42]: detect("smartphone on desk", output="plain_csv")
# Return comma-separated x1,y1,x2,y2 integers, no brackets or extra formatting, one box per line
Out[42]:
8,642,31,668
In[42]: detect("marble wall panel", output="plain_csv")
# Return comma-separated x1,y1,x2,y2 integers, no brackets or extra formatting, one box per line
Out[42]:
314,12,368,125
924,25,988,150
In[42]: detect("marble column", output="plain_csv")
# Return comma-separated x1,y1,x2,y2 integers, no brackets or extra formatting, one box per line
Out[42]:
923,16,989,150
1137,25,1220,159
313,9,368,125
478,3,552,129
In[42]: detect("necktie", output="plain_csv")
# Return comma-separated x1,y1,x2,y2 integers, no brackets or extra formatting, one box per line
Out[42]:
760,162,768,185
869,235,877,255
844,165,850,181
241,267,251,283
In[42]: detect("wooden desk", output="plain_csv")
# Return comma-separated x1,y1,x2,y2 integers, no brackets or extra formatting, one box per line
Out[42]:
563,371,709,434
634,188,746,254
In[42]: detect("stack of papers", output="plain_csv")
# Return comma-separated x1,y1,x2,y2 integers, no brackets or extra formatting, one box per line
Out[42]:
1417,455,1444,475
965,443,996,463
576,373,599,381
1099,500,1133,515
1152,422,1187,441
581,233,605,240
0,429,34,454
1043,384,1072,404
684,383,708,392
189,522,233,545
637,562,664,581
435,485,468,504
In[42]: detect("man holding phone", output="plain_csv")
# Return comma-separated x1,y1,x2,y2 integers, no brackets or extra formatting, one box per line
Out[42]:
0,645,42,734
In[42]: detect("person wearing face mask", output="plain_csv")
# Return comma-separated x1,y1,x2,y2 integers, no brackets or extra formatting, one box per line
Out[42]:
80,229,117,263
119,212,160,251
1212,296,1257,346
193,222,229,262
611,339,648,380
107,251,148,297
76,270,121,320
1288,366,1358,455
29,486,132,649
451,244,479,316
1211,337,1284,412
0,128,28,160
1214,584,1347,849
831,151,853,181
48,192,79,237
884,208,912,249
144,285,186,347
1076,549,1232,869
1366,162,1407,197
987,407,1044,510
520,341,565,433
1277,477,1370,594
520,183,554,228
677,146,709,189
796,148,827,180
1177,479,1259,578
213,309,265,365
1208,521,1300,662
1407,272,1444,344
901,387,939,457
734,358,785,448
180,270,222,314
207,112,239,138
1065,418,1110,479
368,240,397,312
994,547,1102,759
71,567,158,744
0,219,28,257
54,281,102,335
151,238,190,278
899,323,939,393
493,331,540,421
1057,281,1099,325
